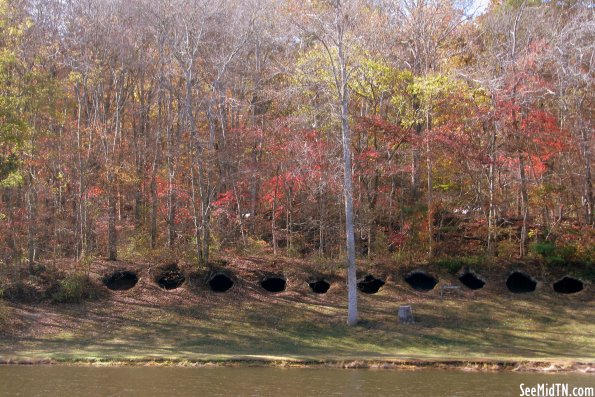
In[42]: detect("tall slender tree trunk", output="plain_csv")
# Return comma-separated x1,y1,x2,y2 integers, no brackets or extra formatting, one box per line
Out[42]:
26,180,36,269
150,152,159,249
202,212,210,265
580,126,593,225
106,86,124,262
319,187,325,256
150,80,162,249
518,153,528,258
167,91,179,248
366,171,380,258
107,171,118,261
230,176,247,246
133,118,143,227
184,69,205,265
75,90,87,260
426,109,433,258
411,97,422,201
190,159,202,264
487,120,497,253
133,96,146,229
167,175,176,247
338,36,357,327
287,188,293,251
200,169,211,266
272,166,280,255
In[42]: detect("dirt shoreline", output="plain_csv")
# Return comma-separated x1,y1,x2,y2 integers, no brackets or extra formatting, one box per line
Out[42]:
0,357,593,373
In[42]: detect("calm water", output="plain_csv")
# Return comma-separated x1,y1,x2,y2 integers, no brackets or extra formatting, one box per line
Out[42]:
0,366,593,397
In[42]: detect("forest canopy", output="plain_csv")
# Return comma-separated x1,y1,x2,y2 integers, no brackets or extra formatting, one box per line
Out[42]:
0,0,593,268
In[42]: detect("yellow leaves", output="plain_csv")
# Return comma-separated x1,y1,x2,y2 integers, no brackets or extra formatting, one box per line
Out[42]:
0,170,24,188
409,74,460,101
7,25,22,37
353,57,395,102
0,0,7,31
471,86,491,109
68,71,83,85
434,182,455,191
116,168,141,186
294,45,336,87
0,0,30,41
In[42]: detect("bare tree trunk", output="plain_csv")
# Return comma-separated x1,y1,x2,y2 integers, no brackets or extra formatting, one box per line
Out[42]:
230,177,247,246
202,209,210,265
487,120,497,253
133,117,143,228
207,100,217,150
366,172,380,258
200,166,212,266
249,127,264,232
388,174,396,229
150,145,159,249
272,166,280,255
106,86,124,261
133,99,146,229
107,172,117,261
343,106,357,326
319,187,325,256
150,79,162,249
26,180,36,269
167,92,179,248
75,90,87,260
287,188,293,251
581,126,593,225
338,31,357,326
167,180,176,247
426,109,433,258
200,112,214,266
518,153,528,258
411,98,422,201
190,163,202,264
184,69,205,265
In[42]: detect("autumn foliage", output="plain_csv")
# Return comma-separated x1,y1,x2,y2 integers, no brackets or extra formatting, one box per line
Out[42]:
0,0,592,267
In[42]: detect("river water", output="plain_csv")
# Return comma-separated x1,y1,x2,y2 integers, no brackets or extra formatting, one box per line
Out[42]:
0,366,593,396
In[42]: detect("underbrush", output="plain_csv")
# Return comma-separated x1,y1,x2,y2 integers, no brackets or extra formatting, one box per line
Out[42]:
529,241,594,281
431,256,487,275
52,273,101,303
1,265,60,303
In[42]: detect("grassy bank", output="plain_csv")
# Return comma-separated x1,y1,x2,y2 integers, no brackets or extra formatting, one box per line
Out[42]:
0,257,593,371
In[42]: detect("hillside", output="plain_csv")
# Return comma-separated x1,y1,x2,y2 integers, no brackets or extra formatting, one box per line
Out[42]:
0,256,593,370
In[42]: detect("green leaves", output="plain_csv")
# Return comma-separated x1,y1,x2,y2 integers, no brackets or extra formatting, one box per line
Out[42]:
0,0,29,187
0,154,22,187
353,57,395,102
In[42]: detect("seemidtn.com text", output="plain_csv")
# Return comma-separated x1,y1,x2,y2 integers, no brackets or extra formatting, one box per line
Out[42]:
520,384,595,397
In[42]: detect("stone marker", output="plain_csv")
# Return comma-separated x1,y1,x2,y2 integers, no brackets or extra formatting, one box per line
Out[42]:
398,305,414,324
